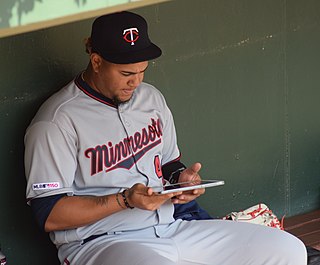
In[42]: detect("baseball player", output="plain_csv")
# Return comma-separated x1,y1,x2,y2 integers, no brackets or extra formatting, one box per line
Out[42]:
24,11,307,265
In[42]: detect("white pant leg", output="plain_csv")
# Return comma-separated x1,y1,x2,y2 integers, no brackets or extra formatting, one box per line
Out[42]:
166,219,307,265
73,241,176,265
63,227,179,265
62,219,307,265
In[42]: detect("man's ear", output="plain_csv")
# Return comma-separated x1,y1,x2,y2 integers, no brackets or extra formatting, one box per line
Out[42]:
90,53,102,73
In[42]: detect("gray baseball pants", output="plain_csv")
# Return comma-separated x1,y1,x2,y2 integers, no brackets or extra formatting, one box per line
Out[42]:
61,219,307,265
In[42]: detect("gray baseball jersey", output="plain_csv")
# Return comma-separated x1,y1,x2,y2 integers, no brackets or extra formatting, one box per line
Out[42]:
25,74,308,265
24,74,180,245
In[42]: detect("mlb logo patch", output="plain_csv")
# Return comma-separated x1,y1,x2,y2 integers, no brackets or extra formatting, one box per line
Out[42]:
32,182,60,190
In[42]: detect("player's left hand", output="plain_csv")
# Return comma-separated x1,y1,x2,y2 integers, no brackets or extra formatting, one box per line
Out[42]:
171,162,205,204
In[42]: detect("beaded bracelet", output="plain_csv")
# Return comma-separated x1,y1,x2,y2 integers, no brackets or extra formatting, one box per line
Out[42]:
121,190,134,209
116,193,126,209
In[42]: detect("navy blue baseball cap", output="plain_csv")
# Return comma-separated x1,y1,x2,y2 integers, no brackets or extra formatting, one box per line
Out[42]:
90,11,162,64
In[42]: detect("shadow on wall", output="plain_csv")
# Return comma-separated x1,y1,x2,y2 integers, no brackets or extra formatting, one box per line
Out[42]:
0,0,87,27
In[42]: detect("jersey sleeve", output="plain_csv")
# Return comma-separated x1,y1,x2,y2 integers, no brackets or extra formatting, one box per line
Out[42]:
24,121,77,201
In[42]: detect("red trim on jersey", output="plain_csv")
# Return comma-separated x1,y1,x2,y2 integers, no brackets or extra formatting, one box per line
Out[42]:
74,73,117,108
162,153,182,167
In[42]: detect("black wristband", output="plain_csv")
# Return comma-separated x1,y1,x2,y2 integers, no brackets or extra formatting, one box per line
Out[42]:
167,167,186,184
121,190,134,209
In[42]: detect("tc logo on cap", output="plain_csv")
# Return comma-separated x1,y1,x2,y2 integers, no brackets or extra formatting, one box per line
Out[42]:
123,27,139,45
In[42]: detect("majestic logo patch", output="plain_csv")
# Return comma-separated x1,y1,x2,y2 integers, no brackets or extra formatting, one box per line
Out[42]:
32,182,60,190
123,27,139,45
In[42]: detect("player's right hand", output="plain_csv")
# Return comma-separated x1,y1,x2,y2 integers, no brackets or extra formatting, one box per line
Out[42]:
174,162,205,204
126,183,182,211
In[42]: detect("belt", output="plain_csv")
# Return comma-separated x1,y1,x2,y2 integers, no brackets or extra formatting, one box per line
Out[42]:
82,231,123,245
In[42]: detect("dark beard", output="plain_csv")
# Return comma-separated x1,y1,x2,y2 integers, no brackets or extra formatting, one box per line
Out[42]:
113,96,131,105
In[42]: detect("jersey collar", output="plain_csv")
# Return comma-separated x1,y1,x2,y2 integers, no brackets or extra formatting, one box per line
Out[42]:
74,72,118,108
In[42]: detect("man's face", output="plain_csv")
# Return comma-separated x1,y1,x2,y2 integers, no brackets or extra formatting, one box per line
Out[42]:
95,58,149,104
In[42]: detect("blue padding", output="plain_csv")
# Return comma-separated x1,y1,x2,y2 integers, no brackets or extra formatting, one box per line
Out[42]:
174,200,213,221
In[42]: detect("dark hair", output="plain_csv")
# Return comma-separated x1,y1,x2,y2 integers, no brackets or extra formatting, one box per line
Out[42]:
84,37,92,54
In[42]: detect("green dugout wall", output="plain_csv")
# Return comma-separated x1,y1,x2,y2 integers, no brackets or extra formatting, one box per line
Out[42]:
0,0,320,264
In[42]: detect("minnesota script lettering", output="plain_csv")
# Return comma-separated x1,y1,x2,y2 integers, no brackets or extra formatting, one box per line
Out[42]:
85,118,163,175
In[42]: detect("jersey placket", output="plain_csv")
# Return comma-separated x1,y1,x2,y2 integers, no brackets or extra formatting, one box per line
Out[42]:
117,104,150,186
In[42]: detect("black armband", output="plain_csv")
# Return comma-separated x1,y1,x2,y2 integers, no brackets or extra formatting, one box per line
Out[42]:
162,161,186,184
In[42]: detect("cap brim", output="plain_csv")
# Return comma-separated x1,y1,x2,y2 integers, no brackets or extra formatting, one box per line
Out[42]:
100,43,162,64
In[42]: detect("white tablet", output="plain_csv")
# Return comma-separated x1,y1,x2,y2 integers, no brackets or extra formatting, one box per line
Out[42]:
154,180,225,194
